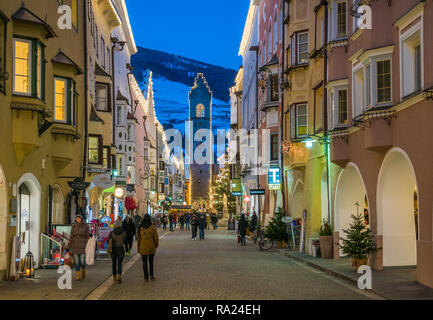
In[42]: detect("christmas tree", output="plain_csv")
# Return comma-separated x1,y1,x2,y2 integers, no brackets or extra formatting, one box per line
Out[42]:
209,155,236,216
339,213,379,260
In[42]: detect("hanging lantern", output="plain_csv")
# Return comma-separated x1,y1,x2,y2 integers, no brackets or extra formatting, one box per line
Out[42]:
23,251,35,278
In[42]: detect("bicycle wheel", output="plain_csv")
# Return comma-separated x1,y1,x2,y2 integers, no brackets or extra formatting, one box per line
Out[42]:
259,237,273,251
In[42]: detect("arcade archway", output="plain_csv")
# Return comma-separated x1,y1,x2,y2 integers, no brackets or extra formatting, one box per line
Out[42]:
291,180,304,219
377,148,418,266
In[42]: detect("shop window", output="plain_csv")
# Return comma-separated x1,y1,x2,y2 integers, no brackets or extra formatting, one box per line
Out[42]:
54,77,76,125
96,82,110,111
13,37,45,99
89,135,102,164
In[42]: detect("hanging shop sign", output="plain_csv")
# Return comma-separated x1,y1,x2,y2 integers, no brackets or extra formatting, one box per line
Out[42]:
268,167,281,190
231,179,242,196
68,178,90,191
159,194,166,201
114,187,125,199
115,179,126,186
250,189,265,195
93,174,115,189
243,195,251,203
85,166,108,174
126,184,135,192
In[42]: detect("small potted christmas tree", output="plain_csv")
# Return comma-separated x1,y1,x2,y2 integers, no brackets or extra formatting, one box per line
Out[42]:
339,213,379,270
264,210,288,248
319,220,333,259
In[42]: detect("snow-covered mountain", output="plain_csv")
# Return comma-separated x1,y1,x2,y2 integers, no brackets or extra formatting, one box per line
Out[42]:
131,47,236,137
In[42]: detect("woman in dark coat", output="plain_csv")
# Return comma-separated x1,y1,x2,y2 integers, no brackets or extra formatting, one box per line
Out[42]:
108,220,128,283
238,214,249,246
137,214,159,281
191,212,198,240
198,213,206,240
68,215,89,280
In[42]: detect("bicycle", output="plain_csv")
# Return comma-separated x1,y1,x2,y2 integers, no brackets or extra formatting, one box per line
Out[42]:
258,228,273,251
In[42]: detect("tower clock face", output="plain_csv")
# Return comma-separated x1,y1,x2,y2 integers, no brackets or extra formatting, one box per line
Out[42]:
196,103,205,118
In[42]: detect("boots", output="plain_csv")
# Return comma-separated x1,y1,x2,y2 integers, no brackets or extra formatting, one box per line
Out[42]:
76,271,80,281
81,268,86,279
117,274,122,284
113,274,117,282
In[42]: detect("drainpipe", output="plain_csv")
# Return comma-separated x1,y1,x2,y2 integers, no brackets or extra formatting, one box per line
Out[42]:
111,40,116,154
323,1,332,226
280,0,287,215
82,0,89,180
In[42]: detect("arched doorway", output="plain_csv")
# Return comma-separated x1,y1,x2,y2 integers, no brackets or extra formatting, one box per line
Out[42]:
334,163,369,255
291,180,304,219
17,173,41,268
52,184,65,225
377,148,418,266
0,165,7,275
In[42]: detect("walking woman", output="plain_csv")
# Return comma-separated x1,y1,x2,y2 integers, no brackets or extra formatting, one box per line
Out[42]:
137,214,159,281
191,212,198,240
238,214,249,246
108,220,128,283
68,215,89,281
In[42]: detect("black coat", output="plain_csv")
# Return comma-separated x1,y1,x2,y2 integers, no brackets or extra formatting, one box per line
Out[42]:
198,215,206,229
238,219,249,236
109,227,128,256
122,219,136,236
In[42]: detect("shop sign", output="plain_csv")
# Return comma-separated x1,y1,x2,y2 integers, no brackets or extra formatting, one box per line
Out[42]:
93,174,114,189
232,191,242,196
68,178,90,191
86,166,107,174
268,167,281,190
250,189,265,195
114,187,125,198
126,184,135,192
164,177,169,185
115,179,126,186
159,194,165,201
243,195,250,203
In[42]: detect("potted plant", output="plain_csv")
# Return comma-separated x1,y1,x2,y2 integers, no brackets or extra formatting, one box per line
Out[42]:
339,213,379,270
319,220,333,259
264,211,288,248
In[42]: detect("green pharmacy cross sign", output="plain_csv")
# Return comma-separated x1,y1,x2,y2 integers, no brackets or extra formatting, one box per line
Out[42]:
268,167,281,190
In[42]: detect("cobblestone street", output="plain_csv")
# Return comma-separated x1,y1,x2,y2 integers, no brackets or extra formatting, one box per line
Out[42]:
98,229,379,300
0,228,382,300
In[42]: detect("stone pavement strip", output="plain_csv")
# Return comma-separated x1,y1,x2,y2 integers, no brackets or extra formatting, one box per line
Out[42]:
275,249,433,300
96,229,382,300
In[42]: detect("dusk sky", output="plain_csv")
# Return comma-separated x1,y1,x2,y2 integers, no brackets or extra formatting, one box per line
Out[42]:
126,0,250,71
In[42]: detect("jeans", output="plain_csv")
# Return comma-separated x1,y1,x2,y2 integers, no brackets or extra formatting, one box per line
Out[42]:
213,222,217,230
169,222,173,231
111,252,125,275
192,225,197,239
199,227,205,240
240,235,246,246
126,234,134,252
142,254,154,279
163,224,167,230
181,223,184,230
185,222,190,230
73,253,86,272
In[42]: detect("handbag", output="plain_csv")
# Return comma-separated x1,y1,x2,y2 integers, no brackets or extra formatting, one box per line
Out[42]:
107,237,113,254
237,235,241,243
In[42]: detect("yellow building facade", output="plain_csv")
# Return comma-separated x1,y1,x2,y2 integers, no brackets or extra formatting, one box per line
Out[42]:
0,1,85,279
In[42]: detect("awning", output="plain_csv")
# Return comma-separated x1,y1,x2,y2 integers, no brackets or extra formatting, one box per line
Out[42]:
102,185,115,196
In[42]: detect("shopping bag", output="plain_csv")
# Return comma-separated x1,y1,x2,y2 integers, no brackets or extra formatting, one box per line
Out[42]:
237,235,241,244
85,237,96,265
64,251,74,269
